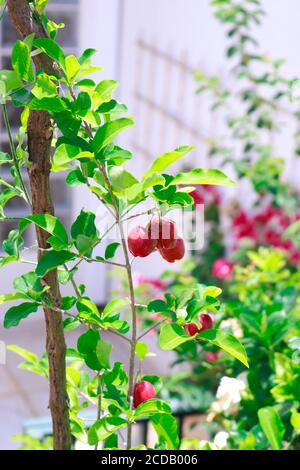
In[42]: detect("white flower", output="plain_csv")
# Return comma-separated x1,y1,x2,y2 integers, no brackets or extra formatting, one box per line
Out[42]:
210,374,247,415
214,431,229,449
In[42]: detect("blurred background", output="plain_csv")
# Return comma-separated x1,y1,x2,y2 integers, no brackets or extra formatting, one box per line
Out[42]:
1,0,300,449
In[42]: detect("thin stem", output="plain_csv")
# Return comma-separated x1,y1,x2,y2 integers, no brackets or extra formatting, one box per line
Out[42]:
83,256,126,268
95,160,137,450
137,319,167,341
107,328,132,344
63,263,81,298
94,373,102,451
1,103,32,208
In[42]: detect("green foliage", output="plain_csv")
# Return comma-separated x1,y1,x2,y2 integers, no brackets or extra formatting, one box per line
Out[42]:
0,1,243,452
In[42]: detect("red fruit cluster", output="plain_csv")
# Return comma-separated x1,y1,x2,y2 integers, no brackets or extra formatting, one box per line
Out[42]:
128,217,185,263
133,380,156,408
184,313,214,338
231,206,300,265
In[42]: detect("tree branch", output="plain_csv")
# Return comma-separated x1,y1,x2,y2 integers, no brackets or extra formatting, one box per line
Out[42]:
7,0,71,450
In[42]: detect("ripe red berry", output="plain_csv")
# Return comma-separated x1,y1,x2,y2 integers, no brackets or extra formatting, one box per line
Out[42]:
199,313,213,331
159,237,185,263
184,322,200,337
148,216,177,249
128,226,157,258
133,381,156,408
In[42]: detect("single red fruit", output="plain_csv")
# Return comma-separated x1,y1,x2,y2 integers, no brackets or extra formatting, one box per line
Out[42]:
133,381,156,408
148,216,177,249
199,313,213,331
159,237,185,263
128,226,157,257
184,322,200,337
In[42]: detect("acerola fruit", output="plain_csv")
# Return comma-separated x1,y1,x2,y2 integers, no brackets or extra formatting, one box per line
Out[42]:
184,322,200,337
199,313,213,331
128,226,157,257
148,216,177,249
159,238,185,263
133,380,156,408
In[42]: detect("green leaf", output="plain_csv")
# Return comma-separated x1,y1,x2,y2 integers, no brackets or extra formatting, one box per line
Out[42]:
95,339,112,370
66,167,87,186
104,362,128,386
159,323,193,350
0,152,11,164
105,242,120,260
170,168,235,187
258,407,285,450
95,80,119,103
29,97,67,112
143,146,195,181
198,329,249,367
71,210,98,256
33,38,66,70
77,329,99,355
36,250,76,276
65,55,81,81
88,417,127,445
0,292,28,305
22,214,69,249
102,298,130,319
291,409,300,432
134,399,171,420
31,73,57,99
74,92,91,117
12,40,34,81
150,414,179,450
7,344,39,363
203,286,222,298
4,302,39,328
135,342,149,361
97,99,128,115
52,144,94,170
124,172,165,201
13,272,46,298
108,166,139,194
77,296,99,316
35,0,48,14
0,70,22,93
93,118,134,153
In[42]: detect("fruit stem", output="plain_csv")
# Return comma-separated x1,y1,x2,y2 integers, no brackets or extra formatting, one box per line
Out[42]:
96,161,137,450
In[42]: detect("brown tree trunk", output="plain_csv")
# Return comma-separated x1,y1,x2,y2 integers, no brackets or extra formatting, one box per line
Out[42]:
7,0,71,450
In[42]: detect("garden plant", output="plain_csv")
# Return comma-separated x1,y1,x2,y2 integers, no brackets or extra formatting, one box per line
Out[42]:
0,0,248,451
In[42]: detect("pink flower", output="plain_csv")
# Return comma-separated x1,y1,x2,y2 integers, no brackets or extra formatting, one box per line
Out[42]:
289,250,300,265
189,185,221,207
205,351,221,362
212,258,233,280
132,273,166,290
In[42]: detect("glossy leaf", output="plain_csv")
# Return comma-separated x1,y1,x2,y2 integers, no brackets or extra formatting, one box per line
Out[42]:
170,168,235,187
36,250,76,276
150,413,179,450
198,329,249,367
143,146,195,181
258,407,285,450
12,41,34,82
4,302,39,328
93,118,134,153
159,323,193,350
88,417,127,445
